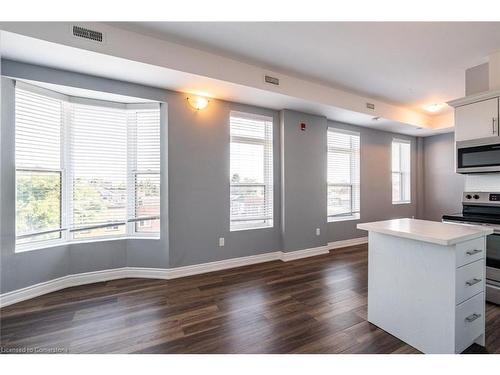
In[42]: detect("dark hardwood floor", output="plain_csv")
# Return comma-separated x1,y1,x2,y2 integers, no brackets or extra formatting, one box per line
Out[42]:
1,244,499,354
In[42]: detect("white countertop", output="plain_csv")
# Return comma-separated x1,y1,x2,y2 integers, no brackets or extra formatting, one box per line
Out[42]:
357,218,493,246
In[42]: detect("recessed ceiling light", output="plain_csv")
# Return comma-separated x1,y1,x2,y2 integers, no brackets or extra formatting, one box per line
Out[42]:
423,103,446,113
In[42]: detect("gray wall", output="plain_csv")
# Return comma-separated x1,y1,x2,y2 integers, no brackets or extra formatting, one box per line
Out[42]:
421,132,465,221
167,92,281,267
327,121,419,242
280,110,328,251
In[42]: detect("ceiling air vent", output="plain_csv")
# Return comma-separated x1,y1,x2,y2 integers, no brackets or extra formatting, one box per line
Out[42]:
264,75,280,86
366,102,375,110
72,26,103,43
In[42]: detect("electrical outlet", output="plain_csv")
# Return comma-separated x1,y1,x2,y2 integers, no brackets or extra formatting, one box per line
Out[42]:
316,228,320,236
219,237,225,247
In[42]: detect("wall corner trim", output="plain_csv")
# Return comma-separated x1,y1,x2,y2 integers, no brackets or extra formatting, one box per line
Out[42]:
0,241,363,308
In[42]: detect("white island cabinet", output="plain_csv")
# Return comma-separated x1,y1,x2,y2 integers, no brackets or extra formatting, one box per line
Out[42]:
357,218,493,354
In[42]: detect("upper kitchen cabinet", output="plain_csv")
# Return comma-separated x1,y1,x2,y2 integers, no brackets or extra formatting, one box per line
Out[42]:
449,94,500,142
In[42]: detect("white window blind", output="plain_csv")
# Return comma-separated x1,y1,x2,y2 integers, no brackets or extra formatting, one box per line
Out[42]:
14,82,161,249
327,129,360,221
15,88,63,244
128,108,161,234
70,102,128,239
230,111,273,231
392,139,411,204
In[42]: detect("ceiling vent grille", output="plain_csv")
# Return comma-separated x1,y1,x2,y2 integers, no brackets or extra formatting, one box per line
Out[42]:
264,75,280,86
72,26,103,43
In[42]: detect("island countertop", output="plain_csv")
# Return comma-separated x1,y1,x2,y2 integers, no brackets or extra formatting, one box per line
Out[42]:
357,218,493,246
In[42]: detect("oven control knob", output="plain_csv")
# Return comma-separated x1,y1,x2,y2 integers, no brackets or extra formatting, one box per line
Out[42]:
466,194,472,199
473,194,480,200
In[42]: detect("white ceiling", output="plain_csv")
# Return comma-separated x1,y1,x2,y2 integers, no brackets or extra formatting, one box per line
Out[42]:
2,29,440,136
111,22,500,115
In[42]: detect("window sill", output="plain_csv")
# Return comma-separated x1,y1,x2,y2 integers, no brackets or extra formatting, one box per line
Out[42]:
328,214,360,223
15,235,160,253
392,201,412,205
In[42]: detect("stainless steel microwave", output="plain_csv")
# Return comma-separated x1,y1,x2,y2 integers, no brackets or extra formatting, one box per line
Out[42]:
457,136,500,174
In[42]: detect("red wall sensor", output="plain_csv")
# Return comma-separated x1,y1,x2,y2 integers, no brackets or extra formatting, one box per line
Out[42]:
300,123,306,131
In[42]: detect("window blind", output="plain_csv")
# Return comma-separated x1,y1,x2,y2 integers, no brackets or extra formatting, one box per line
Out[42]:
14,82,161,249
327,129,360,220
128,107,161,233
230,112,273,231
392,139,411,203
15,88,63,243
70,102,128,238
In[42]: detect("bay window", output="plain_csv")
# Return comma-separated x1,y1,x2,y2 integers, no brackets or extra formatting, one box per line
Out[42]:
15,83,161,250
327,128,360,221
230,111,273,231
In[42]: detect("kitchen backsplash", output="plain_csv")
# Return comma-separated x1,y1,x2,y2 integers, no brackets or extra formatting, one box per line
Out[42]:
465,174,500,192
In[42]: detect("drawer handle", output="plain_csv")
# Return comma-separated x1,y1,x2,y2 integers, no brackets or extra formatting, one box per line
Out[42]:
465,313,481,323
466,249,482,256
465,278,482,286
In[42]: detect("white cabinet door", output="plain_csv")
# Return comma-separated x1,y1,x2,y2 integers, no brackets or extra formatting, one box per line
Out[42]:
455,98,499,142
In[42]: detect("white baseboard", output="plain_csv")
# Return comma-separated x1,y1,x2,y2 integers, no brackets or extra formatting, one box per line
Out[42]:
0,240,365,308
280,245,330,262
328,236,368,250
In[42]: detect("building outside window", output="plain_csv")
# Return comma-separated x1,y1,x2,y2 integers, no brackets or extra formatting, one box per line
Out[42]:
327,128,360,222
392,138,411,204
229,111,273,231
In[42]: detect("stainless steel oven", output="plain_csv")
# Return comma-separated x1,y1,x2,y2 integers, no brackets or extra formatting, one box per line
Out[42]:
443,192,500,305
456,137,500,174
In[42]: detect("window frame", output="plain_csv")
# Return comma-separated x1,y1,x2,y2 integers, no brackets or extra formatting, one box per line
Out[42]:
391,138,412,205
229,111,274,232
327,128,361,223
14,82,161,252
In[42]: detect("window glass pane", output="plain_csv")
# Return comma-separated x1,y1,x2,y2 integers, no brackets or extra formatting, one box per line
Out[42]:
327,129,360,219
328,152,351,183
400,142,411,173
73,224,126,240
392,142,400,171
15,89,62,170
135,110,160,172
230,113,273,230
16,170,61,238
135,173,160,233
328,185,352,216
392,172,401,202
230,142,264,184
392,140,411,203
230,185,267,220
71,104,128,236
15,88,63,247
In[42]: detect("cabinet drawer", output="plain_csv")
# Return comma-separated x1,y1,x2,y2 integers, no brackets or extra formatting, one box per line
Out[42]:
456,238,485,267
455,292,485,353
456,259,485,305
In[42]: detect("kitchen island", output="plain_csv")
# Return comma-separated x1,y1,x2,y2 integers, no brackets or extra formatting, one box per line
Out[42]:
357,218,493,354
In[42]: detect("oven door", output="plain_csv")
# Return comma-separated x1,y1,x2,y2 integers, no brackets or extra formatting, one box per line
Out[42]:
487,233,500,277
456,138,500,174
486,233,500,305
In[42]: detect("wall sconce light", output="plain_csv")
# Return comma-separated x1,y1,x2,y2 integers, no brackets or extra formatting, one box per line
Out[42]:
187,96,209,110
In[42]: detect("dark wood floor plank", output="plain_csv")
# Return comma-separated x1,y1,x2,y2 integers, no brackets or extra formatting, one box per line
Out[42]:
1,244,499,354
